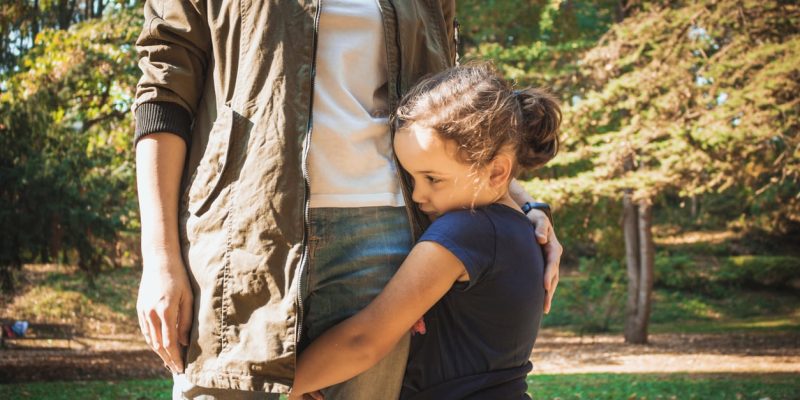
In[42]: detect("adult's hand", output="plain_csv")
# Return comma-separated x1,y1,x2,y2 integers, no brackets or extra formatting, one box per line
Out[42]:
526,209,562,314
137,254,193,373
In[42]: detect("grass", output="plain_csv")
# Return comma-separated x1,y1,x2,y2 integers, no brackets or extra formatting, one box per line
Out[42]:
6,266,796,338
527,373,800,399
0,264,141,335
2,373,798,399
541,264,800,335
541,281,800,335
648,288,800,334
0,379,173,400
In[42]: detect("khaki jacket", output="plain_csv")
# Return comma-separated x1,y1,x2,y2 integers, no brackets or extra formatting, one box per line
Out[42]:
133,0,456,392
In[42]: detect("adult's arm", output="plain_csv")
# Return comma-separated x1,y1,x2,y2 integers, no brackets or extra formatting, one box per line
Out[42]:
136,134,192,374
509,179,562,314
288,242,466,398
132,0,211,373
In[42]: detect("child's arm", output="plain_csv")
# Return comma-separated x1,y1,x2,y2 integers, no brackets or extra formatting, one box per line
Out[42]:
288,241,467,398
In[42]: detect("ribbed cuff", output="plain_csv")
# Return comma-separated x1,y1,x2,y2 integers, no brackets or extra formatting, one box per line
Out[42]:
134,102,192,146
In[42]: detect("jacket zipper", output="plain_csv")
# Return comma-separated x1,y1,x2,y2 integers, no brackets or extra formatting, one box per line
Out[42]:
296,0,323,353
379,0,422,242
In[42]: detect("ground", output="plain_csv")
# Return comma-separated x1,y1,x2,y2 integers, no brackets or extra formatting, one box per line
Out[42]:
2,329,798,383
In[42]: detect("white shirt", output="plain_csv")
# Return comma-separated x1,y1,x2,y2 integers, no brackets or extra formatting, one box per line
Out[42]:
308,0,404,208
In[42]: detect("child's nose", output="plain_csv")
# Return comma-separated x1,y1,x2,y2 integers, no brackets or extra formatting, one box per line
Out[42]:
411,186,426,204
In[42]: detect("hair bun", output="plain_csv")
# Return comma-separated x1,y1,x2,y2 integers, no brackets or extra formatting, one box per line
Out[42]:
514,88,561,170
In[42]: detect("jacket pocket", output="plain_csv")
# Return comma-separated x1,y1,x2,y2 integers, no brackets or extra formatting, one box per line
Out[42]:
187,105,235,216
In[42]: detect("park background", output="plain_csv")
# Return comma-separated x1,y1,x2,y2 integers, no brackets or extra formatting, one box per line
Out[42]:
0,0,798,398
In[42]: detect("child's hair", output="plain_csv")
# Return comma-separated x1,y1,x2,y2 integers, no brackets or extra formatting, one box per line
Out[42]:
393,62,561,175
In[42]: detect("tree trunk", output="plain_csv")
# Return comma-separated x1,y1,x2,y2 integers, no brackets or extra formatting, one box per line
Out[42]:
632,200,654,344
0,266,14,293
623,198,655,344
622,190,641,341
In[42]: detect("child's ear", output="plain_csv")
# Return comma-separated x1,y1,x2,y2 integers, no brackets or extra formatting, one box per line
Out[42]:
488,154,513,188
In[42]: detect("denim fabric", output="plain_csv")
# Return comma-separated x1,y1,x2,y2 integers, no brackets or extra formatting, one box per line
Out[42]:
302,206,414,400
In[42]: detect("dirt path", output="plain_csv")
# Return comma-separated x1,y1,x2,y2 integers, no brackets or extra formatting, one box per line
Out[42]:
531,330,800,374
1,330,798,383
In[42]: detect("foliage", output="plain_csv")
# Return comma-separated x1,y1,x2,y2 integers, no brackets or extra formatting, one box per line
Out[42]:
542,257,627,332
459,0,624,102
655,252,800,292
649,287,800,333
527,0,799,235
0,0,137,73
457,0,623,47
0,8,142,291
544,268,800,334
719,255,800,288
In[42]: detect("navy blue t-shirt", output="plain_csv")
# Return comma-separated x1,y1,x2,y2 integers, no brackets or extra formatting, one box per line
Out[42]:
400,203,546,400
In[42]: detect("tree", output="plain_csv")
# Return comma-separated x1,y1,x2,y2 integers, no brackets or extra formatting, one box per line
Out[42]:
525,0,799,343
0,6,141,291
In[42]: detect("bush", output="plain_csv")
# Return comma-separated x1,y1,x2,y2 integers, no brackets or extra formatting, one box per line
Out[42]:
544,257,626,333
718,256,800,288
655,252,800,293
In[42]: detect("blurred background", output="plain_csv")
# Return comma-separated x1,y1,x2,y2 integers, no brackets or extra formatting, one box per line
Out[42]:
1,0,798,398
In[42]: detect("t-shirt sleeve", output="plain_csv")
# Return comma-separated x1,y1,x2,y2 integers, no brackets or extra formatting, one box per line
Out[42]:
419,210,496,290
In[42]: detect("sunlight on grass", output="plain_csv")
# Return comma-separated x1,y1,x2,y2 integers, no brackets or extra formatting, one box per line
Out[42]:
650,316,800,334
1,264,140,335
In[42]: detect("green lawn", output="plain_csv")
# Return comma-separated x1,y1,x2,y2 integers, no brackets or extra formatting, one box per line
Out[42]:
527,373,800,399
2,373,798,399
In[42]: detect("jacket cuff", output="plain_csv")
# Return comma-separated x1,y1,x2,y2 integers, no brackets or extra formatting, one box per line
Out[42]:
134,102,192,146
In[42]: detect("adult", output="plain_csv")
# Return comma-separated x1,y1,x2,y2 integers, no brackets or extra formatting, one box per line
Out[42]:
133,1,562,399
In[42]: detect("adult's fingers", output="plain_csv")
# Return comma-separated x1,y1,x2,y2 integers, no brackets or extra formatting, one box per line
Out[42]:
160,305,184,373
178,294,193,347
526,209,551,245
542,230,562,314
137,310,151,347
147,309,176,372
534,220,550,245
543,273,559,314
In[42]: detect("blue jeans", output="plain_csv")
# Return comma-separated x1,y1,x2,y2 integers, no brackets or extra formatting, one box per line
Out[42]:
301,206,413,400
173,206,413,399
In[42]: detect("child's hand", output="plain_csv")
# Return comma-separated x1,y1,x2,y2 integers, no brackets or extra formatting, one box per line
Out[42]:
410,317,427,335
288,390,324,400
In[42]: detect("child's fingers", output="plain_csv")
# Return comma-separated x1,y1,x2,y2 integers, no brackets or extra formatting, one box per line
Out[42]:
306,391,325,400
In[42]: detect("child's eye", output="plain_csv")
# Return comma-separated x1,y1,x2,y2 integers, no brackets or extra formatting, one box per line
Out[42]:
426,176,442,184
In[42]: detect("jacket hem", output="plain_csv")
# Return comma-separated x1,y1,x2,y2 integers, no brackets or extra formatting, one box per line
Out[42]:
185,369,292,393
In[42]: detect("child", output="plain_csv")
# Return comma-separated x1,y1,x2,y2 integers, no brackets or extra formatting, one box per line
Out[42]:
288,62,561,400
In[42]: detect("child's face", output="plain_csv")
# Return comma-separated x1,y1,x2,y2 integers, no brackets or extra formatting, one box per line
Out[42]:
394,124,496,219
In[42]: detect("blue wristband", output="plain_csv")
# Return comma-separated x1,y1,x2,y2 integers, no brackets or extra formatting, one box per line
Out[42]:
522,202,553,227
